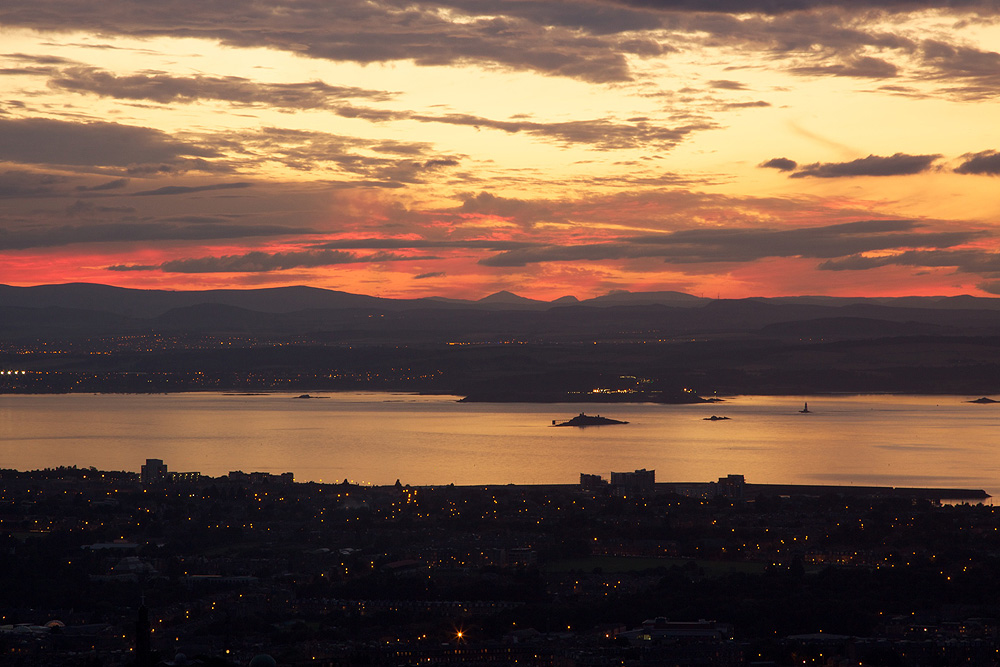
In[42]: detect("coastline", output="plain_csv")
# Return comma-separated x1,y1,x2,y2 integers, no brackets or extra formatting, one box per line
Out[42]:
3,387,1000,403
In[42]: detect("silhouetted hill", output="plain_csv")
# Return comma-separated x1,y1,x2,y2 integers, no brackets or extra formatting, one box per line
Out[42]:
766,294,1000,310
477,290,549,308
758,317,945,339
580,290,707,307
151,303,288,334
0,283,445,318
0,305,138,337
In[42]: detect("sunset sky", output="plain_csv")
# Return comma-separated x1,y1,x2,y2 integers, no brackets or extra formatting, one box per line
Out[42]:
2,0,1000,300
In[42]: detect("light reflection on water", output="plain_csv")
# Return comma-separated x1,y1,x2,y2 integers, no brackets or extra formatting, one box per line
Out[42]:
1,392,999,493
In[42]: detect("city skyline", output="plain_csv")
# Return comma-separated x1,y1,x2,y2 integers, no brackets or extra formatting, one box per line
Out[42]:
2,0,1000,300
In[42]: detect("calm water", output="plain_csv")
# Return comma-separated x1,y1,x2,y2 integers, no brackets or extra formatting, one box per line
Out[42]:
1,392,999,493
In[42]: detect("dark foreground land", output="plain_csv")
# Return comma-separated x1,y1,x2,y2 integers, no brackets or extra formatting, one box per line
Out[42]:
9,332,1000,400
9,285,1000,398
3,467,1000,666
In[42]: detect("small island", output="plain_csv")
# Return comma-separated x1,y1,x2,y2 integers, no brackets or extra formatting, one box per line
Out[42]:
552,413,628,427
703,415,730,421
968,397,999,404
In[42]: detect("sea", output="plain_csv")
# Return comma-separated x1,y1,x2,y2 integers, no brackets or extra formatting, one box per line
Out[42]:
1,392,999,495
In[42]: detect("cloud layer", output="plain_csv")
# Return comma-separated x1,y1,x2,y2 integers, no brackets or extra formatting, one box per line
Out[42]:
1,0,1000,298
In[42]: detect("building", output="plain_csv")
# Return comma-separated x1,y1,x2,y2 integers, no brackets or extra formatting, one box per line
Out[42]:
610,468,655,495
230,470,295,484
140,458,168,485
715,474,746,500
141,458,200,484
580,473,607,489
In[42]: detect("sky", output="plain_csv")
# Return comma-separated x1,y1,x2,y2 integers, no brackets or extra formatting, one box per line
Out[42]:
2,0,1000,300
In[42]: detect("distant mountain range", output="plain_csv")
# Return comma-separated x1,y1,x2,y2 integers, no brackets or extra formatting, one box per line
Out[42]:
0,283,707,317
3,282,1000,315
5,282,1000,342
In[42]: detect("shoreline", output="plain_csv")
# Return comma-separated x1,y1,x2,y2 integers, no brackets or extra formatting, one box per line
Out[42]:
1,466,989,502
2,388,999,402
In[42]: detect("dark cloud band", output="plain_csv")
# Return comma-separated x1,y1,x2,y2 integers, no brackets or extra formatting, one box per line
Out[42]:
790,153,940,178
0,221,313,250
48,67,395,108
0,117,216,168
955,150,1000,175
478,219,981,266
110,249,428,273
